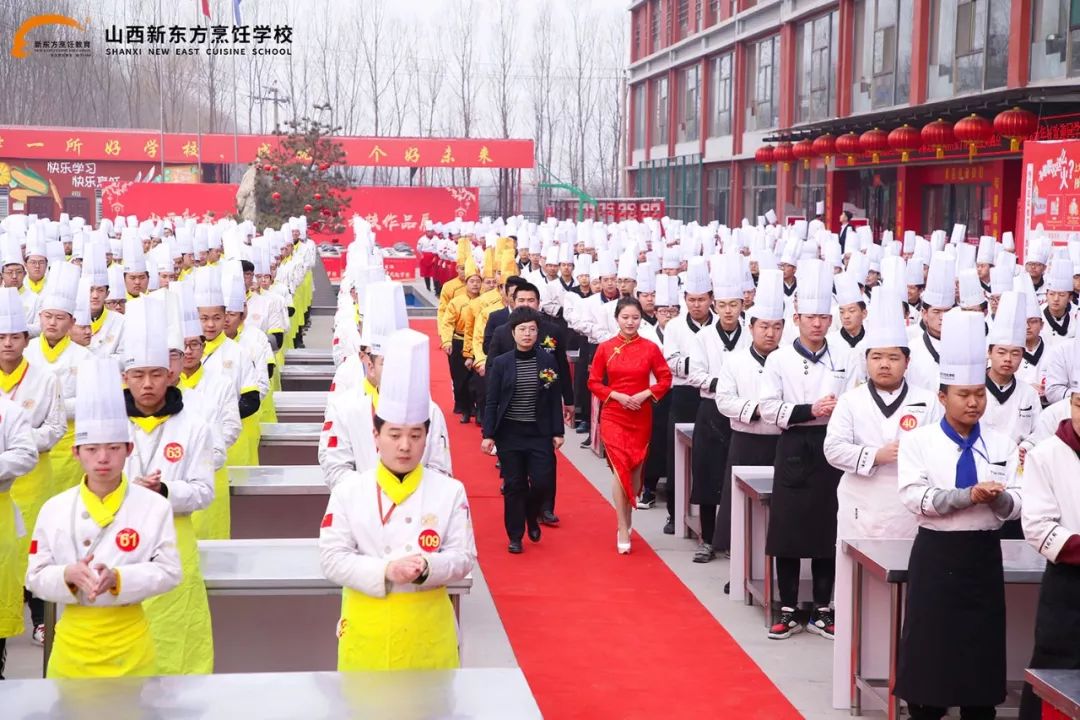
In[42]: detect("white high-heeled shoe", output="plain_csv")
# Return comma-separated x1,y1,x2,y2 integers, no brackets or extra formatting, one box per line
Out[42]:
617,531,631,554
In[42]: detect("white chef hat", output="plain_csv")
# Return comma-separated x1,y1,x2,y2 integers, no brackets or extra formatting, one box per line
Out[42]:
661,246,681,270
0,236,23,269
976,236,997,265
1012,273,1042,320
684,257,711,295
74,357,131,446
122,234,147,274
834,271,863,307
40,261,80,315
880,256,906,293
1002,231,1016,253
864,283,909,350
709,254,742,300
1027,236,1051,265
595,254,617,278
749,269,785,322
764,209,777,225
655,274,680,307
636,265,656,294
1046,256,1074,293
193,266,225,309
795,258,833,315
376,328,431,425
573,254,592,279
949,224,967,246
617,251,637,280
171,280,201,339
360,282,408,355
161,286,184,353
957,269,985,308
221,260,247,314
543,245,560,266
989,262,1015,295
122,295,169,371
986,291,1027,348
954,242,977,273
0,288,26,334
938,309,988,386
921,252,957,310
106,264,126,302
73,276,92,326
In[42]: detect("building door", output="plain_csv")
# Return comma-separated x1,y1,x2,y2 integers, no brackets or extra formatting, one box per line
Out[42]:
62,196,92,224
921,183,991,239
25,196,56,220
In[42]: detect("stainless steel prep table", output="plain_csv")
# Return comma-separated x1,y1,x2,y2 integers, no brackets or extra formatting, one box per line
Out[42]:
271,390,328,422
846,538,1044,719
228,465,328,538
284,348,335,365
1026,669,1080,719
259,422,322,465
0,667,540,719
279,364,335,392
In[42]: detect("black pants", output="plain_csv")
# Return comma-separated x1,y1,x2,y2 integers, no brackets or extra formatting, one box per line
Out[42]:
907,705,995,720
24,589,42,626
449,338,473,415
574,342,595,424
497,423,556,541
775,556,835,608
665,387,701,518
469,371,486,427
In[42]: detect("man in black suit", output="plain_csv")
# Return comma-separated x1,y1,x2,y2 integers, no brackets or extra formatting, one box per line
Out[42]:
479,275,527,366
481,308,565,554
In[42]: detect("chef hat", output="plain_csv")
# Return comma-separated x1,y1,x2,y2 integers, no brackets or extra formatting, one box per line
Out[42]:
847,252,870,285
921,252,956,310
1046,256,1074,293
0,288,26,334
106,264,126,302
764,209,777,225
655,274,680,307
122,234,147,274
815,201,825,216
976,236,997,265
73,276,92,326
834,271,863,307
376,328,431,425
573,254,592,279
684,257,711,295
360,282,408,355
1027,235,1050,265
957,269,985,308
661,246,681,270
709,254,742,300
636,265,656,294
822,239,843,269
543,246,560,266
986,291,1027,348
905,256,927,287
161,286,184,353
193,266,225,309
880,255,906,292
74,357,131,446
954,242,977,273
795,258,833,315
989,262,1015,295
0,237,23,269
171,279,202,339
24,231,47,260
1002,231,1016,253
938,309,988,386
750,269,785,322
40,261,80,315
122,295,169,370
221,260,247,313
617,251,637,280
864,283,909,350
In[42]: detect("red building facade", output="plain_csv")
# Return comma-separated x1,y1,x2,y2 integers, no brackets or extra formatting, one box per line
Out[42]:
625,0,1080,240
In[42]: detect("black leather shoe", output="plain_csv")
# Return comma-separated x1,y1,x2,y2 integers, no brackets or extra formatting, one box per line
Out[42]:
663,517,675,535
508,540,523,554
579,438,591,449
575,421,590,434
459,415,471,424
539,511,559,526
527,525,541,543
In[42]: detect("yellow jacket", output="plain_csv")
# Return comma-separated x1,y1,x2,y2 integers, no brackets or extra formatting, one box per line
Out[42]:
470,294,508,368
438,293,475,348
437,278,464,326
463,289,501,359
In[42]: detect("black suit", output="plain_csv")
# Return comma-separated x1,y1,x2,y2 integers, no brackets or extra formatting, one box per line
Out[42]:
481,307,510,358
483,348,565,542
838,223,851,253
488,317,574,409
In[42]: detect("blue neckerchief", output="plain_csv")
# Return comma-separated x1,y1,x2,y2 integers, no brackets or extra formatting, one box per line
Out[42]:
793,338,828,364
939,418,982,489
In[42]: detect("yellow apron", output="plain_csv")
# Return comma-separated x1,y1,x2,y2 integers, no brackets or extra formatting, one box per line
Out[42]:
192,466,230,540
10,456,54,583
337,587,459,671
260,388,278,424
0,492,21,638
48,603,156,678
143,514,213,674
240,412,261,466
49,422,80,492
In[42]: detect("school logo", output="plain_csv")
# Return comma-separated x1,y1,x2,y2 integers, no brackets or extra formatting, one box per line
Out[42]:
10,14,88,59
115,528,140,552
417,528,441,553
420,513,438,528
898,414,918,431
21,399,34,410
163,442,184,462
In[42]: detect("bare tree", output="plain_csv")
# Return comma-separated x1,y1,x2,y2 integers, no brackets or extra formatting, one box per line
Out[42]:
489,0,519,214
448,0,480,185
529,0,558,213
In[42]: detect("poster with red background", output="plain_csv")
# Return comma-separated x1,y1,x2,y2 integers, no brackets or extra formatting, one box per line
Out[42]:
1021,140,1080,255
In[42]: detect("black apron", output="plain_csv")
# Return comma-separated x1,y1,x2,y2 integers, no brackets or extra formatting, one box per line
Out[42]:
716,431,779,551
666,385,702,484
765,425,839,558
1019,561,1080,720
644,390,672,480
895,527,1007,708
690,401,732,505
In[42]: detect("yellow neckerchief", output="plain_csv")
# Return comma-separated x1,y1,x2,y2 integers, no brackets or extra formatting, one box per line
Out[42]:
363,377,379,410
26,276,45,294
375,461,422,506
80,475,128,528
202,331,226,360
0,358,29,394
40,334,71,364
91,308,109,336
130,412,170,434
178,364,205,390
126,292,139,301
178,268,192,281
354,305,361,327
234,323,245,340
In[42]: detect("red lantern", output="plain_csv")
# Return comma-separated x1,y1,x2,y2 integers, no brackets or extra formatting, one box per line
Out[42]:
812,134,836,166
313,193,323,201
954,114,993,161
319,163,330,172
835,132,862,166
994,107,1038,152
921,119,954,160
773,142,795,171
271,191,281,201
859,128,890,164
888,124,922,162
792,139,816,169
303,204,313,213
262,164,272,172
755,144,775,171
293,178,301,187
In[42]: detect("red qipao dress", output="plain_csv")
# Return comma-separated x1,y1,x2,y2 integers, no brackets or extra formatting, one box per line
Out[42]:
587,334,673,501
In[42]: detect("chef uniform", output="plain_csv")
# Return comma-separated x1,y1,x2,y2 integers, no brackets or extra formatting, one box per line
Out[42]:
824,272,868,390
83,242,125,359
246,243,289,353
439,256,481,420
318,329,476,671
824,286,942,707
20,232,47,338
26,358,181,678
222,262,274,432
662,258,715,529
0,399,39,677
759,258,846,637
687,254,748,560
895,309,1022,719
906,252,956,390
331,280,408,400
982,291,1041,447
1018,389,1080,720
1014,275,1049,393
1038,257,1076,349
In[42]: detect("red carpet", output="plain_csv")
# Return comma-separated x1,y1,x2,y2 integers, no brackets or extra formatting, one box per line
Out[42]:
415,319,800,719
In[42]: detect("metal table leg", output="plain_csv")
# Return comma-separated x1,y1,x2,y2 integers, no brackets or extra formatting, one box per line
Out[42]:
850,562,863,716
763,552,774,628
888,582,904,720
42,600,56,677
743,493,753,606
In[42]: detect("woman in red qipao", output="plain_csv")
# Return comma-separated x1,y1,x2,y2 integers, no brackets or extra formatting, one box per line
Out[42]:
588,297,673,554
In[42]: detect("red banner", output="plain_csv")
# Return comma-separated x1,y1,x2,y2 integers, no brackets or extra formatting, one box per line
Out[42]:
100,182,238,220
1022,140,1080,246
0,127,534,168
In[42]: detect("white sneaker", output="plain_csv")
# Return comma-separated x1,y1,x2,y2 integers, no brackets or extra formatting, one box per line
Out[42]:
31,624,45,645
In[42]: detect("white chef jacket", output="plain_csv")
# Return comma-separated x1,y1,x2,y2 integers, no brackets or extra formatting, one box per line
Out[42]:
759,341,849,429
824,381,942,539
1043,339,1080,404
0,399,41,494
125,410,215,517
246,290,289,341
906,331,942,392
982,378,1041,446
234,326,272,398
1016,338,1048,389
24,337,91,422
319,466,476,598
0,362,65,455
1039,304,1076,349
26,482,181,605
21,286,43,338
1022,433,1080,562
714,346,782,436
201,335,261,399
689,320,750,400
897,422,1021,531
320,394,452,489
663,311,716,390
332,305,362,368
1028,397,1070,448
88,309,125,359
824,328,867,390
180,373,241,471
329,353,365,400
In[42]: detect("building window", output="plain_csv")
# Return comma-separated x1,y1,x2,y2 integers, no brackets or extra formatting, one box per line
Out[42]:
668,157,701,222
788,165,827,220
922,183,991,238
677,0,690,37
650,0,661,52
746,35,780,131
653,77,669,146
695,0,703,32
678,64,700,142
632,85,647,150
704,165,731,225
852,0,913,112
1030,0,1080,80
743,164,777,222
796,12,839,122
633,9,644,60
710,53,733,136
650,160,670,201
927,0,1009,98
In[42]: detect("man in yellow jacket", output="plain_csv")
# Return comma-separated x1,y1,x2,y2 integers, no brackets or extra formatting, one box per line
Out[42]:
439,256,482,423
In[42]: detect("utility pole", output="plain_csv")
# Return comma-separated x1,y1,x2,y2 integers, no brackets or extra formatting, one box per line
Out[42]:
251,85,290,131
